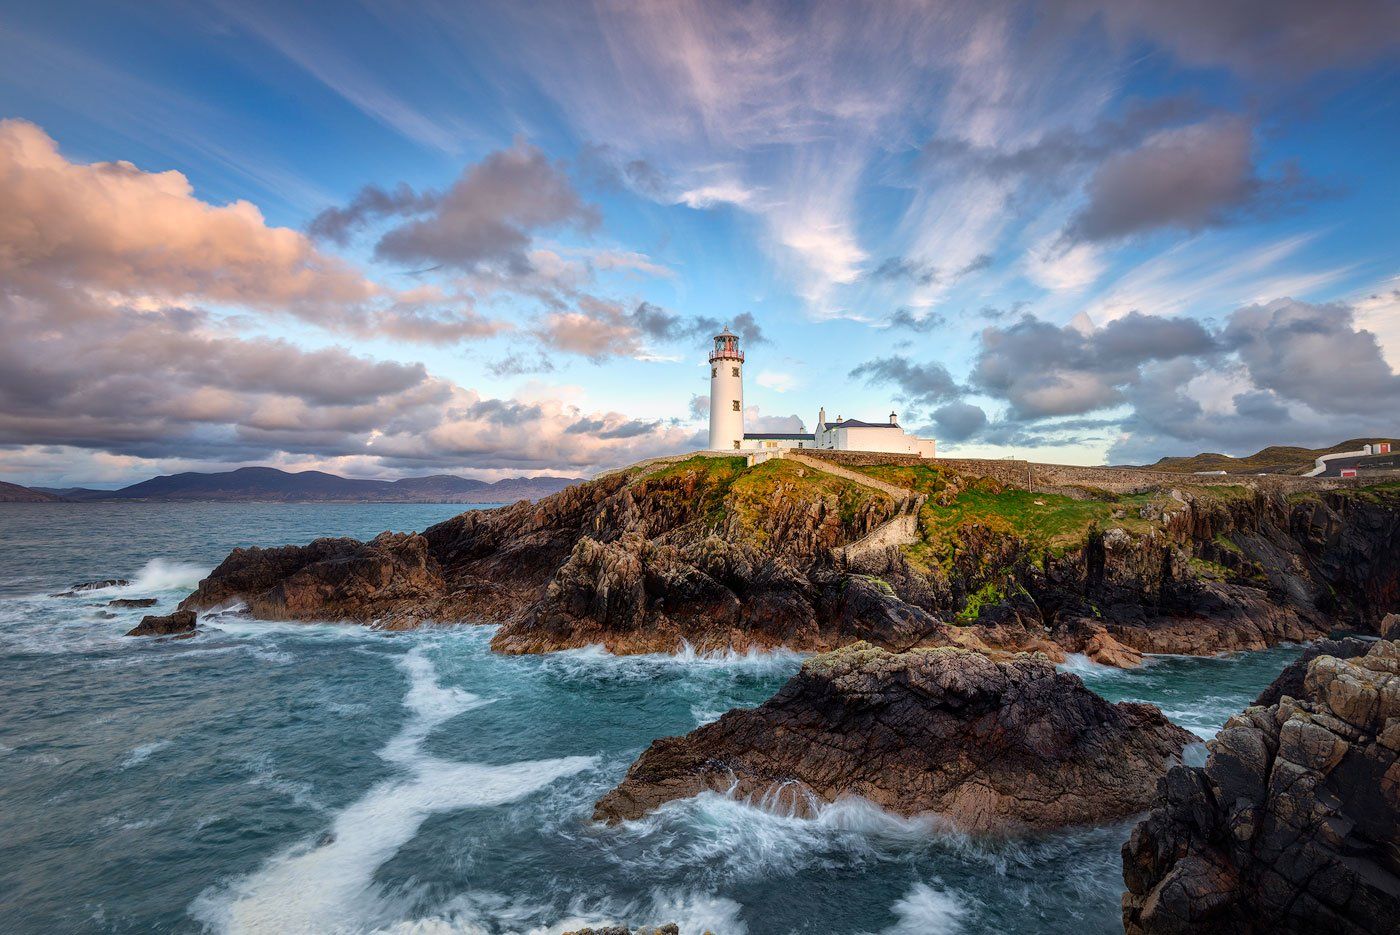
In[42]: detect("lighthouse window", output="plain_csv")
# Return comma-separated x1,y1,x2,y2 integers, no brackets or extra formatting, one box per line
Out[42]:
731,366,740,377
731,400,740,411
711,367,717,377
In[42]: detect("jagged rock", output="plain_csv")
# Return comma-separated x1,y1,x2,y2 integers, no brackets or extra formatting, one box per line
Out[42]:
181,532,451,629
593,643,1195,833
1381,613,1399,639
51,578,128,596
1122,639,1400,934
125,610,196,637
1252,637,1374,707
178,457,1400,661
108,598,157,608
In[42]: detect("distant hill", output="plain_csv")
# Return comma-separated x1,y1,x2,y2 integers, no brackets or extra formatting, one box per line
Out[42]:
0,480,62,502
22,467,582,503
1140,438,1399,476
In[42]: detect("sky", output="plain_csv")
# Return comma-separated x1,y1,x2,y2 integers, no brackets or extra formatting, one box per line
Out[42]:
1,0,1398,487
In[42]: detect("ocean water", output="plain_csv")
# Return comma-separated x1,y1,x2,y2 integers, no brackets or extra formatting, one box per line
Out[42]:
0,503,1306,935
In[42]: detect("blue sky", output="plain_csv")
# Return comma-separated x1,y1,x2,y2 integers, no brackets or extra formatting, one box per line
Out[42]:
0,0,1397,485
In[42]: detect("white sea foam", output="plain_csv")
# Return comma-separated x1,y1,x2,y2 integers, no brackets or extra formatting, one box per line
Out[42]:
120,740,170,769
118,558,211,594
1056,653,1125,679
878,881,971,934
543,641,805,684
370,889,746,935
192,647,595,935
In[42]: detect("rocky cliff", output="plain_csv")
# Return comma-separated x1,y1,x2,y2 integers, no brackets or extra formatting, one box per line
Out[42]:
1121,639,1399,934
180,456,1400,661
593,643,1195,832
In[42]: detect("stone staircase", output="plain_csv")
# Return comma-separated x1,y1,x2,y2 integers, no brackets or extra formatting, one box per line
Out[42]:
784,453,925,562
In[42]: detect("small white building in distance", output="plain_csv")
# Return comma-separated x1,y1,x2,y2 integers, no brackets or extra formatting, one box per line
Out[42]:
706,329,936,457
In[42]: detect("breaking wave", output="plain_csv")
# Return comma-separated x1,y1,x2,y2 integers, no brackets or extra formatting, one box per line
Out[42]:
191,647,595,935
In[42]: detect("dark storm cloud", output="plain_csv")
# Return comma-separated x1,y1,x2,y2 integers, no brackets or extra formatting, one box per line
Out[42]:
848,357,962,404
307,182,439,245
1078,0,1400,78
886,309,946,333
311,141,598,276
1222,299,1400,414
931,402,988,442
1065,118,1322,242
971,311,1217,420
921,95,1206,184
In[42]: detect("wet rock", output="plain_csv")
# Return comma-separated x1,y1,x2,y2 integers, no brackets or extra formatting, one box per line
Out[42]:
181,532,451,629
125,610,196,637
1122,639,1400,934
178,457,1400,661
50,578,128,596
1252,637,1374,707
594,643,1195,833
108,598,157,608
1381,612,1399,639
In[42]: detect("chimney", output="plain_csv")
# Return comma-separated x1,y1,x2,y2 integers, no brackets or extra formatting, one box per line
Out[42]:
890,411,898,425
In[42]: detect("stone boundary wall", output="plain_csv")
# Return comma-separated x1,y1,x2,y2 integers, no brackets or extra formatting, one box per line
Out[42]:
785,453,911,499
794,449,1357,495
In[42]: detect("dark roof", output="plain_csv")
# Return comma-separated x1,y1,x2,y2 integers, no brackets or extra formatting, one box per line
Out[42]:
743,432,815,440
819,419,898,429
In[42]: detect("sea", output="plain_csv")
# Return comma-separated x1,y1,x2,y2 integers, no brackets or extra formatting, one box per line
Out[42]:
0,502,1305,935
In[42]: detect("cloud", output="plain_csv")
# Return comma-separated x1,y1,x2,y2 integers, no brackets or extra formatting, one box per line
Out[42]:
953,299,1398,461
971,311,1217,419
307,182,438,244
1065,118,1320,242
376,141,598,274
743,407,806,433
885,309,947,333
1222,298,1400,414
0,119,376,314
487,351,557,378
849,357,962,405
931,402,989,442
311,140,599,276
1077,0,1400,78
0,286,694,481
535,300,766,360
688,395,709,420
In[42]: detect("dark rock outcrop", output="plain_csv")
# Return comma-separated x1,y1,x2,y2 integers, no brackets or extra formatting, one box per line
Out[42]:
108,598,157,608
51,578,128,596
1122,640,1400,934
178,456,1400,660
1252,636,1374,707
125,610,196,637
593,644,1195,833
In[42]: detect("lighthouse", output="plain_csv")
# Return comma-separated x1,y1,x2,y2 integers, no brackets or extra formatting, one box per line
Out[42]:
707,328,744,450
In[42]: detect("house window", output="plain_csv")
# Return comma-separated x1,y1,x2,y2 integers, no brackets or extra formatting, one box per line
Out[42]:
711,367,717,377
733,440,740,449
731,400,740,411
731,366,740,377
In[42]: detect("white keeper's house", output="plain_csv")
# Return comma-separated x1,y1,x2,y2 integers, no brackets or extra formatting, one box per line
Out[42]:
705,329,937,458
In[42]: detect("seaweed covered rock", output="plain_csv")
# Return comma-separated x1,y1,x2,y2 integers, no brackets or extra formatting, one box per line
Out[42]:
1122,639,1400,934
593,644,1195,833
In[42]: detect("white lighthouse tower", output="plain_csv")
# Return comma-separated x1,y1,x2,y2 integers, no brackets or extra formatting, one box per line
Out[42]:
707,328,744,450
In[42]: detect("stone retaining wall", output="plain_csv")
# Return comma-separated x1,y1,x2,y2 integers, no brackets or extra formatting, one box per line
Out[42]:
795,449,1354,495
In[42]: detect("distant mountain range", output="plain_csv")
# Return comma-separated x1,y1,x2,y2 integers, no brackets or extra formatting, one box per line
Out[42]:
9,466,582,503
1138,438,1398,475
